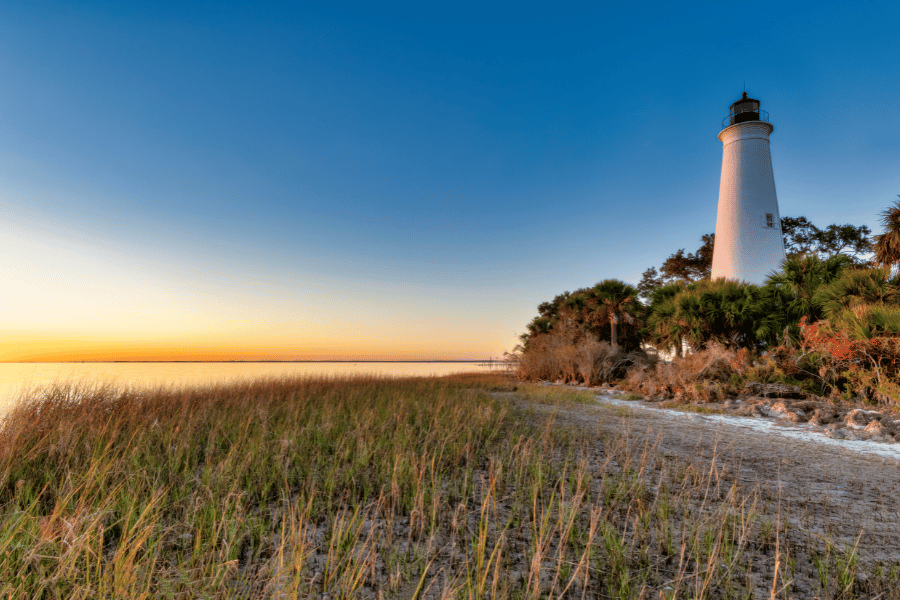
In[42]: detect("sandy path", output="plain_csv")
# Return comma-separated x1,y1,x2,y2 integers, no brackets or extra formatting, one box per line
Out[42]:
530,390,900,567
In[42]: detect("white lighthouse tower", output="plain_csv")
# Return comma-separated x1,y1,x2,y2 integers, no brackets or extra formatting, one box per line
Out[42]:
711,92,786,284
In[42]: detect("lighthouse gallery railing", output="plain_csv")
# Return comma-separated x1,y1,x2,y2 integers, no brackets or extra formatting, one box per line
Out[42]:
722,108,769,129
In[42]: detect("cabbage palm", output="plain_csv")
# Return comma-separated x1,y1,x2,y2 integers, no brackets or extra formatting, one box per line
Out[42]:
829,304,900,340
814,267,900,319
764,253,851,327
586,280,643,351
874,196,900,268
645,282,688,356
670,279,777,350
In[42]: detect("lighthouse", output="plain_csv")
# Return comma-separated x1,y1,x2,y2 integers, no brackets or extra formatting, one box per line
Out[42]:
710,92,786,284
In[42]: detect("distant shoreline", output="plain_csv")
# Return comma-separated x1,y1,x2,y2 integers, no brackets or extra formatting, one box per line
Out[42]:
1,359,500,364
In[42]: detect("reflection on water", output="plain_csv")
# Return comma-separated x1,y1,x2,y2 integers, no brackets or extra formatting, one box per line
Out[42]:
0,362,496,417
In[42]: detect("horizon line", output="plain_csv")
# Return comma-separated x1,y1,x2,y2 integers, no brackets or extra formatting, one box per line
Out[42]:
1,359,504,364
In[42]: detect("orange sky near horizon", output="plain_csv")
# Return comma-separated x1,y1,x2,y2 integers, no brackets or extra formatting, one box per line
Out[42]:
0,218,518,363
0,332,496,363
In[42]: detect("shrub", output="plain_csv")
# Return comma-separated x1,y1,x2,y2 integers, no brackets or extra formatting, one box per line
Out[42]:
800,312,900,405
621,343,745,402
516,328,631,386
646,279,781,352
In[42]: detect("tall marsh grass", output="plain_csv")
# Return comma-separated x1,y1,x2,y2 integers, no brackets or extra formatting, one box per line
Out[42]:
0,373,896,598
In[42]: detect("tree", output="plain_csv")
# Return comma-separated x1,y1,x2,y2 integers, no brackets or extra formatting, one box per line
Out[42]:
521,280,644,353
638,234,714,298
659,234,714,282
827,303,900,340
676,279,781,350
874,195,900,268
781,216,872,263
764,253,851,328
522,291,572,343
817,223,875,259
587,280,642,351
645,282,689,356
645,279,779,351
780,216,820,256
814,267,900,318
637,267,664,299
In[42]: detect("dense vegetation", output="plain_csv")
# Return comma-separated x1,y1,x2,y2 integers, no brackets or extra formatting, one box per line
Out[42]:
515,197,900,405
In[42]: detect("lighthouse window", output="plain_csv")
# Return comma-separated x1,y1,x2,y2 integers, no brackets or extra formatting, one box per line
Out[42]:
766,213,774,228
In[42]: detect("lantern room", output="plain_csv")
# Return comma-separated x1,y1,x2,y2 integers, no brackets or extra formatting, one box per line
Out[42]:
723,92,769,127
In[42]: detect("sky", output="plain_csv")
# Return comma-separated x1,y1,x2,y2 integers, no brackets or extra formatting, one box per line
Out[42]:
1,1,898,361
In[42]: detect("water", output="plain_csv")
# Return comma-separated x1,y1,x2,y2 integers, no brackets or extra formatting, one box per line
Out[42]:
0,361,498,418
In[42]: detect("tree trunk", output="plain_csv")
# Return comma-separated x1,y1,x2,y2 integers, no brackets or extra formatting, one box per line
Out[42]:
610,314,619,352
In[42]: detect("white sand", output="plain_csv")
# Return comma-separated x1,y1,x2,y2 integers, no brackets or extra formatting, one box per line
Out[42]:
595,392,900,462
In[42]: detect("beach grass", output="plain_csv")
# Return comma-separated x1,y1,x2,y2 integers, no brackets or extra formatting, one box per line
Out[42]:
0,373,896,598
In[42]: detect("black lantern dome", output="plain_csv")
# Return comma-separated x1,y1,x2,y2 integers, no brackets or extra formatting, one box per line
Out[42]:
723,92,769,128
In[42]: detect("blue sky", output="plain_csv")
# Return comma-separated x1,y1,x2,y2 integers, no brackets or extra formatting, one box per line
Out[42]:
1,1,898,360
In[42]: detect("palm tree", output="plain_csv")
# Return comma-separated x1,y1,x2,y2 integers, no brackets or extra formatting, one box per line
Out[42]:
664,279,778,350
814,266,900,319
829,304,900,340
586,280,643,352
645,282,688,357
764,253,851,325
874,196,900,268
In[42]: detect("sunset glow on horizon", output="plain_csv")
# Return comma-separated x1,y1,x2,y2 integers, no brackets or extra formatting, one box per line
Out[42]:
0,333,493,363
0,214,511,362
1,2,897,363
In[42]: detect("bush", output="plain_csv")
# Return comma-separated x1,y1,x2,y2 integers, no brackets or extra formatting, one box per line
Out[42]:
621,343,747,402
516,327,632,386
799,312,900,405
647,279,781,352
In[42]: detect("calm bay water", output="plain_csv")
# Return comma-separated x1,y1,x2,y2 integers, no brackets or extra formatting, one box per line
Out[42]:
0,362,497,417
